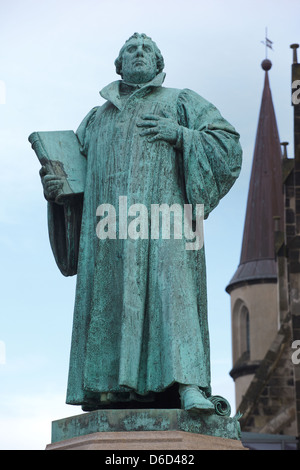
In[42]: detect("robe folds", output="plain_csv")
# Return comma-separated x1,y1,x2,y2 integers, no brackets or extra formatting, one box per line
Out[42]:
48,73,242,407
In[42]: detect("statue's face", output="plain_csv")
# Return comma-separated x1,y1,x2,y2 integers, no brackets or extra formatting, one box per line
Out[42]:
120,37,158,84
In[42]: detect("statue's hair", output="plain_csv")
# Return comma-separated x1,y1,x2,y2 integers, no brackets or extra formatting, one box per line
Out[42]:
114,33,165,77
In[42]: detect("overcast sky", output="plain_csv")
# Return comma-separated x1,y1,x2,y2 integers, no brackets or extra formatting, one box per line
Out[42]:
0,0,299,450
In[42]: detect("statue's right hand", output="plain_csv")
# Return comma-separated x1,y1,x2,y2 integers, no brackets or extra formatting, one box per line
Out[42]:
39,166,65,203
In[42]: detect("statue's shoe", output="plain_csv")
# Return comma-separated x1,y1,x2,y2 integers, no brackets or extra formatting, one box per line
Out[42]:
180,385,215,413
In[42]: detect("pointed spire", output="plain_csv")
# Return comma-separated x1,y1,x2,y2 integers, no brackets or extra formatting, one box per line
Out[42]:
226,60,284,291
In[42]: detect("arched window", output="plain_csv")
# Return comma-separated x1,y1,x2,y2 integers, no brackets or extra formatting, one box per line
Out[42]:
240,305,250,356
232,300,250,361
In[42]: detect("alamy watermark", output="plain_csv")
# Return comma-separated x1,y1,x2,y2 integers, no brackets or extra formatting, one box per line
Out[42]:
292,80,300,105
291,340,300,365
96,197,204,251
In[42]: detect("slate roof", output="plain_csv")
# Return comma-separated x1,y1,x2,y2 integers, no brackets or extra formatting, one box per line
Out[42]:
227,60,284,292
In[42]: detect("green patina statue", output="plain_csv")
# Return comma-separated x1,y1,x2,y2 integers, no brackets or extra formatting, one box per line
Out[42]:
36,33,242,414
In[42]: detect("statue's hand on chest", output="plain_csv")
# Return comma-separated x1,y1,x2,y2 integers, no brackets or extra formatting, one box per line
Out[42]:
137,112,180,146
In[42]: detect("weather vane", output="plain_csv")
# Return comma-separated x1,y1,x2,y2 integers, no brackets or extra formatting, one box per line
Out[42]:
261,27,273,59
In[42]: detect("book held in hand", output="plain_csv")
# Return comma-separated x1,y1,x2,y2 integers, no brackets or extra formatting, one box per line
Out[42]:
28,130,87,203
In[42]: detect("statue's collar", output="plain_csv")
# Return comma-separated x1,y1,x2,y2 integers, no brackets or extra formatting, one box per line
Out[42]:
100,72,166,110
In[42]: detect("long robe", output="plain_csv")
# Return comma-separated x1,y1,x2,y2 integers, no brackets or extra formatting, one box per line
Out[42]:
48,72,242,407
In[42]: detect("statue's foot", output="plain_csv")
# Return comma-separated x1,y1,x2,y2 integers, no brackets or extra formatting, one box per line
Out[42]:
179,384,214,413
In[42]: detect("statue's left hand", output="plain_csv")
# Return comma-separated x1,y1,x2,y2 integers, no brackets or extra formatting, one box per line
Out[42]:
137,112,180,145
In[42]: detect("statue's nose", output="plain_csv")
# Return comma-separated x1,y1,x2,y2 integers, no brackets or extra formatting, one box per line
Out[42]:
135,46,144,57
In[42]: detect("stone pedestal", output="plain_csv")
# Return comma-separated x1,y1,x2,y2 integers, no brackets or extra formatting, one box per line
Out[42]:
46,409,246,450
46,429,245,450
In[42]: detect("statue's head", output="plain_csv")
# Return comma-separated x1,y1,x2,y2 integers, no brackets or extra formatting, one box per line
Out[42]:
115,33,165,84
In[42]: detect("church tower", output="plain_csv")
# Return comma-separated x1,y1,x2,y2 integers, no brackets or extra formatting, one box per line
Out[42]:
226,46,300,442
226,58,284,409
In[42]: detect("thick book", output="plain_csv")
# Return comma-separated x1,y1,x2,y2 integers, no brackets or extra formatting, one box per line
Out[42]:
28,130,87,203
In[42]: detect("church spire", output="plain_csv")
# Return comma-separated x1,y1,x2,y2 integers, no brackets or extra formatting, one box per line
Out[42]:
227,59,284,291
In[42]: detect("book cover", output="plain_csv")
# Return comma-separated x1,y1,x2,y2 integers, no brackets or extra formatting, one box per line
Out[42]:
28,130,87,202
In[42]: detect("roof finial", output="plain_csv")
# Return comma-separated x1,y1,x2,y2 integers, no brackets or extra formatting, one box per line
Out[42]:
261,27,273,71
261,28,273,65
290,44,299,64
261,58,272,71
